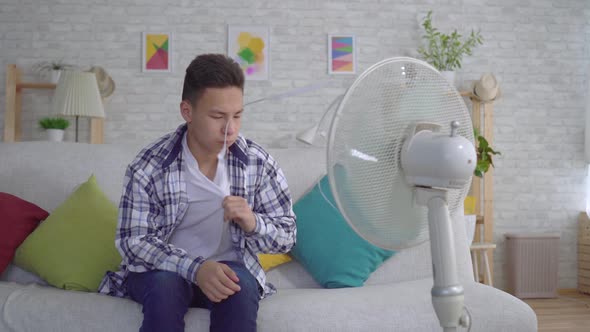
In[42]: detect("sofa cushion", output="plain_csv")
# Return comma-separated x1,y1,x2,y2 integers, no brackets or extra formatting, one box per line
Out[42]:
0,193,49,274
0,279,538,332
0,264,49,286
258,254,292,271
14,175,121,292
290,175,395,288
0,143,476,289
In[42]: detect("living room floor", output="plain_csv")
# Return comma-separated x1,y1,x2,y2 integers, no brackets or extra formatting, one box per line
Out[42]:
523,290,590,332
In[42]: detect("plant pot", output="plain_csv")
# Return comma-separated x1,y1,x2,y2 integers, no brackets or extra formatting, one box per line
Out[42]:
464,214,476,245
50,70,61,84
46,129,64,142
440,71,455,86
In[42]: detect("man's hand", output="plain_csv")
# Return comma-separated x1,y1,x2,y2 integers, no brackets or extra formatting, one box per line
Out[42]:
222,196,256,233
195,260,241,303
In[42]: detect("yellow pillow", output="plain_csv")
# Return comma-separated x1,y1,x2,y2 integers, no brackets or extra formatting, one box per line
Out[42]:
464,196,476,215
258,254,291,271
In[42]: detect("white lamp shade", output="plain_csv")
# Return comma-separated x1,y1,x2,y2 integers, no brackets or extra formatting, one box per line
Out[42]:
53,70,105,118
295,94,344,146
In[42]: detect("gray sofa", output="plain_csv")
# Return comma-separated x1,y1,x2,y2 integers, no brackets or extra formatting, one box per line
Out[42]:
0,142,537,331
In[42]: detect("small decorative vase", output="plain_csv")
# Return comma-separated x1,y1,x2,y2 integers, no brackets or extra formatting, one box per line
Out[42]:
440,70,456,86
46,129,64,142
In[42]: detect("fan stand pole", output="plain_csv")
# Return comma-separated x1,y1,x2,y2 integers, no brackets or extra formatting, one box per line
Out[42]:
415,187,467,331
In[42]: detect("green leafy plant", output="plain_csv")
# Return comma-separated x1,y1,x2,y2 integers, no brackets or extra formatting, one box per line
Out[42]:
39,117,70,130
417,11,483,71
474,128,500,178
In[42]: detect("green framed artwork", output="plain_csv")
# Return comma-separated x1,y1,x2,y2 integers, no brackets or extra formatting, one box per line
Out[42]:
227,25,270,81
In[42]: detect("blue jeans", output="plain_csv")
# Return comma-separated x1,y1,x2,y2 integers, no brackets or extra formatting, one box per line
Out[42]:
126,261,260,332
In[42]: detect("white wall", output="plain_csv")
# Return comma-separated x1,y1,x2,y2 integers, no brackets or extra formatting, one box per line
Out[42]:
1,0,589,290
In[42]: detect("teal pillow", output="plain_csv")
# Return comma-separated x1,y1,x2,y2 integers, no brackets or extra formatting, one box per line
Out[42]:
291,175,395,288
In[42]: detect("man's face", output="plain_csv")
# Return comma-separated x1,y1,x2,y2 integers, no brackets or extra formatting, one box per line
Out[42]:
181,87,243,156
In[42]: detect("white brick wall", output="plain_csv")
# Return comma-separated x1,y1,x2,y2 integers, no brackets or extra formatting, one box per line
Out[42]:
1,0,589,290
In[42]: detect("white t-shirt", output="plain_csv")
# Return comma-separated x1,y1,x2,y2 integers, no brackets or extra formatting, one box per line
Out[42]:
168,133,240,262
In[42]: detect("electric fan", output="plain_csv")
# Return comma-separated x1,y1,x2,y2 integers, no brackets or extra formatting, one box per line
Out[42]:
326,57,476,331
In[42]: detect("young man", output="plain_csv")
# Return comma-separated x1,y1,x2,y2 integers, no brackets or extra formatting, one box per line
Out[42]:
98,54,297,332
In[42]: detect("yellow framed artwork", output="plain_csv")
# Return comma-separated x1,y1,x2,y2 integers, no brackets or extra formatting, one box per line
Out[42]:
142,32,172,73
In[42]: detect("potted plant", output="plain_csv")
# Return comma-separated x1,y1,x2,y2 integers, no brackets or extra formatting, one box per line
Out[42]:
473,128,500,178
464,128,501,244
32,60,75,84
417,10,483,85
39,117,69,142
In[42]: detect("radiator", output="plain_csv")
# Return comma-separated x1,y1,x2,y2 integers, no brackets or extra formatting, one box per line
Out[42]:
505,233,560,298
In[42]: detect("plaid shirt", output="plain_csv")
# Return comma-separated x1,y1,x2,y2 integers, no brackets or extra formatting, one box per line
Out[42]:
97,124,296,299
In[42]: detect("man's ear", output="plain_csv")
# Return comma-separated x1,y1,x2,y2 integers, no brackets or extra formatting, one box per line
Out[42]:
180,100,193,123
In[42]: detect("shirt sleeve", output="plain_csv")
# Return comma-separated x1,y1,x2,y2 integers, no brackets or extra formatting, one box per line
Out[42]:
244,154,297,254
115,165,204,282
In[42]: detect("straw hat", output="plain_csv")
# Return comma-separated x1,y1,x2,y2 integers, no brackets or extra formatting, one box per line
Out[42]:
87,66,115,98
473,73,501,102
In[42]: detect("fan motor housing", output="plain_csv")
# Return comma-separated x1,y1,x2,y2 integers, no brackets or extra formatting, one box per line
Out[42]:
401,128,476,189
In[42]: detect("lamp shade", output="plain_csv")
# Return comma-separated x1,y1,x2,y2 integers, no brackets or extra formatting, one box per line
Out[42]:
296,124,319,145
295,94,344,145
53,70,105,118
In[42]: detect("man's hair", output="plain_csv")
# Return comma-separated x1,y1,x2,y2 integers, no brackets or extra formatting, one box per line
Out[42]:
182,54,245,105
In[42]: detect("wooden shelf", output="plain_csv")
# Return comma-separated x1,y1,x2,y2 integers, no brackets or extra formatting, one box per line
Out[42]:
4,64,104,144
461,91,496,286
470,243,496,250
17,82,56,90
476,215,484,225
470,240,496,285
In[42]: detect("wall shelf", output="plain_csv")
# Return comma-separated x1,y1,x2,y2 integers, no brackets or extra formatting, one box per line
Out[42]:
462,91,496,286
4,64,104,144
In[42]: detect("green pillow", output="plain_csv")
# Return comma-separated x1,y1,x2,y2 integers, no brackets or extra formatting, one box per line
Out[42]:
291,175,396,288
14,175,121,291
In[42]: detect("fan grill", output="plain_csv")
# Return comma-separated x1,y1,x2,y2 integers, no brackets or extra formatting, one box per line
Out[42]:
327,58,473,250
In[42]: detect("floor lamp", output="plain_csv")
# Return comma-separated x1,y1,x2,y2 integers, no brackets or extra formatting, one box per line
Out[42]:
52,70,105,142
296,94,343,145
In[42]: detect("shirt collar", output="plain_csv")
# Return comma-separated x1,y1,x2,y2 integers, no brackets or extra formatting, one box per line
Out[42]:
162,123,248,169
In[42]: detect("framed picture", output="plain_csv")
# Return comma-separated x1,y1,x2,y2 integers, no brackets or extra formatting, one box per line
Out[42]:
328,34,356,75
227,25,270,81
142,32,172,73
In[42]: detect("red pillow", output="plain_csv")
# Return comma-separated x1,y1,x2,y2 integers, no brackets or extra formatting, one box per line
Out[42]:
0,193,49,273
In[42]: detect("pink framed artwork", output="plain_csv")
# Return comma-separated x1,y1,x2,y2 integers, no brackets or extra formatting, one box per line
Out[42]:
328,34,356,75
